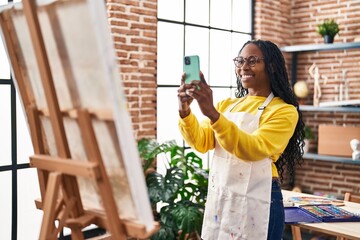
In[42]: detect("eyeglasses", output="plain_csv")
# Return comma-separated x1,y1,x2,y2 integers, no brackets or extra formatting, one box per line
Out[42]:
233,56,265,68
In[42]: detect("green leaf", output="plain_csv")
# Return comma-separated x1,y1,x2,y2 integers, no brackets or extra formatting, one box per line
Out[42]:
146,167,184,203
171,204,204,239
185,152,203,169
138,138,161,171
159,204,178,227
170,146,186,167
150,224,176,240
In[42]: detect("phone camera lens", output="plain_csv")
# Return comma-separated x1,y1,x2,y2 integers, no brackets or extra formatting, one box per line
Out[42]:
185,57,191,65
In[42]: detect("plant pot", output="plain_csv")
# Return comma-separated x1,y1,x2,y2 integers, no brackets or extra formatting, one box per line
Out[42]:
323,35,334,44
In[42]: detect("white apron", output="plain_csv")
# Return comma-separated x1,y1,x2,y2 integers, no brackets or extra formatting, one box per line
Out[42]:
201,93,274,240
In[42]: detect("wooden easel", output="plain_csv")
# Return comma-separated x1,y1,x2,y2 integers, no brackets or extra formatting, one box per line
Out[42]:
0,0,158,239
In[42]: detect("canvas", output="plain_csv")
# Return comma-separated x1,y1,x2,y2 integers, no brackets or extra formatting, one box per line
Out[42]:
0,0,156,239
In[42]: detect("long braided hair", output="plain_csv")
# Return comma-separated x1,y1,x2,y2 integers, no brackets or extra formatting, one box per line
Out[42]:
235,39,305,182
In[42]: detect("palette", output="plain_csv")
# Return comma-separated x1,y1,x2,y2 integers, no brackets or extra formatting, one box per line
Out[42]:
300,205,360,222
285,204,360,223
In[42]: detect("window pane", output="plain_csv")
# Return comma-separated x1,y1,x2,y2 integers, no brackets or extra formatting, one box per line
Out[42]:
157,22,184,85
157,0,183,22
157,87,184,145
0,171,11,240
209,30,232,86
0,0,21,3
0,37,10,79
0,0,9,7
185,26,209,79
17,92,34,164
185,0,209,25
17,168,42,240
232,0,252,33
0,86,11,166
210,0,231,30
212,87,233,104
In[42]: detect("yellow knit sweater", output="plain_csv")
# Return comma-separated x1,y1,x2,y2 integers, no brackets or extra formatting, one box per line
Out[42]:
178,95,298,177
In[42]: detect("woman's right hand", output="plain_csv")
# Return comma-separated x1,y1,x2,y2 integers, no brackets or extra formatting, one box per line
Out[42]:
178,72,195,118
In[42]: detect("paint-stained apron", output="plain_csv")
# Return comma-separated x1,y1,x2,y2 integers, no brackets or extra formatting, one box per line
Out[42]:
201,93,274,240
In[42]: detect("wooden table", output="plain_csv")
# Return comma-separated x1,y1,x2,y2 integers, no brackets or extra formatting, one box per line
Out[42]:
282,190,360,240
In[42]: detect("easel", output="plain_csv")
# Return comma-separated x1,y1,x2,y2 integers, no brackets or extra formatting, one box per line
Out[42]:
0,0,158,239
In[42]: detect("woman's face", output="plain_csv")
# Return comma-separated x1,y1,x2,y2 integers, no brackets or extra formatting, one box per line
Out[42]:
235,43,271,96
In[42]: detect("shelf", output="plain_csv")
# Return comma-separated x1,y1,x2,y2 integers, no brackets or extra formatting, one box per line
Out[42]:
303,153,360,164
280,42,360,85
299,105,360,113
281,42,360,53
319,100,360,107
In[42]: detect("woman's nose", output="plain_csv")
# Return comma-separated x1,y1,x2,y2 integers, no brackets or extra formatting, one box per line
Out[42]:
241,62,250,70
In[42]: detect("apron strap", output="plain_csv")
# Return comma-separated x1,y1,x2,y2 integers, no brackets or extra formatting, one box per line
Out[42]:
255,92,274,119
227,92,274,116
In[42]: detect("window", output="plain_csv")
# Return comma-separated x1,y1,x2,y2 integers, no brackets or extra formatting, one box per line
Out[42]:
157,0,253,166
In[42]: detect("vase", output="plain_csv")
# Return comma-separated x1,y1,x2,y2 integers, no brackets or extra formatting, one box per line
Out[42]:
323,35,334,44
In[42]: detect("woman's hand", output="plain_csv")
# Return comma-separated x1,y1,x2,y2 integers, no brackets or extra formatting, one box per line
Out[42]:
184,71,220,123
178,72,194,118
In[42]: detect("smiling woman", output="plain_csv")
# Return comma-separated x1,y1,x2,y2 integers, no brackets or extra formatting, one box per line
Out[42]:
178,39,305,240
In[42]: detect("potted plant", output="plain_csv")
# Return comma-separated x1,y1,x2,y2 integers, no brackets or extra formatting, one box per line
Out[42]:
138,138,209,240
316,19,340,44
304,126,314,153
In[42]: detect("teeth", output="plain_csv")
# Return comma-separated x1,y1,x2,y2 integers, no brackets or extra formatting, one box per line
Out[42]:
242,75,253,78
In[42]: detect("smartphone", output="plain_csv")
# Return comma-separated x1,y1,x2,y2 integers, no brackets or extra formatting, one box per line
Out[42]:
183,55,200,84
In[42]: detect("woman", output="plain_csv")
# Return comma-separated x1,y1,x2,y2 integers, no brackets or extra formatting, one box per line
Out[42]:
177,39,305,240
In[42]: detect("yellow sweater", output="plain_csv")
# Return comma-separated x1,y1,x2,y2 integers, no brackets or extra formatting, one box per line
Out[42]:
178,95,298,177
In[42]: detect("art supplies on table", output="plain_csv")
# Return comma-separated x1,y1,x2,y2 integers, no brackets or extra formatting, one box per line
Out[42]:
284,207,321,224
285,204,360,224
288,196,344,206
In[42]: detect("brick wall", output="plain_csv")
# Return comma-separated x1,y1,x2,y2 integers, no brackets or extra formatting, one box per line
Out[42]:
254,0,292,47
255,0,360,197
296,159,360,197
106,0,157,140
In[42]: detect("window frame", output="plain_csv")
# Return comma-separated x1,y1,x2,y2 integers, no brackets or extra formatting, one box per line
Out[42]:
156,0,254,165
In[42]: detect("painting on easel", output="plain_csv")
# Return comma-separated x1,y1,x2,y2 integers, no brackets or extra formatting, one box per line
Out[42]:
0,0,157,239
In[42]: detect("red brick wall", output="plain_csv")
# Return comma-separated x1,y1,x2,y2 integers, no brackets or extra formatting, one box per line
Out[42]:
106,0,157,140
296,159,360,197
255,0,360,197
254,0,292,46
